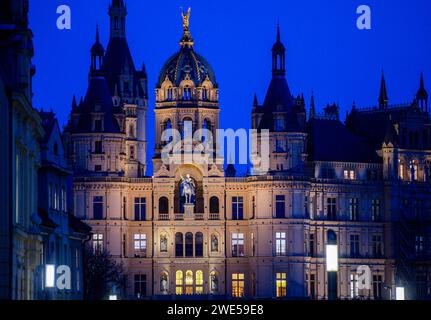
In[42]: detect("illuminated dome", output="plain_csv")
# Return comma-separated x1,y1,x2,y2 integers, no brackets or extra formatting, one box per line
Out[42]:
157,8,217,88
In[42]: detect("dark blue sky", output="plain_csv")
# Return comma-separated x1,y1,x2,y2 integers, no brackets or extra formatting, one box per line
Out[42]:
29,0,431,173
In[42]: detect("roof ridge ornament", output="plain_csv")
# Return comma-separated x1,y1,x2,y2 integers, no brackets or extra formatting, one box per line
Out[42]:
180,7,194,47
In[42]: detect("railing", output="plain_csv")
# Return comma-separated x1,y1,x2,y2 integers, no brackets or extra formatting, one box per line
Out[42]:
158,213,169,221
209,213,220,220
194,213,204,220
175,214,184,221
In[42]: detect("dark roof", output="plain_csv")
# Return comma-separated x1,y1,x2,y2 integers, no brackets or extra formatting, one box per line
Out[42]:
104,37,147,98
74,76,122,134
157,45,217,87
257,76,306,132
38,208,58,230
307,118,381,163
68,214,91,234
39,111,56,144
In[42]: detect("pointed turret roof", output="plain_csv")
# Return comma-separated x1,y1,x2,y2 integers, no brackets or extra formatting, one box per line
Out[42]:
417,72,428,99
379,71,388,108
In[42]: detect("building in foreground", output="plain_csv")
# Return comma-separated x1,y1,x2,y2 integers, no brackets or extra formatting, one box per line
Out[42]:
64,1,431,299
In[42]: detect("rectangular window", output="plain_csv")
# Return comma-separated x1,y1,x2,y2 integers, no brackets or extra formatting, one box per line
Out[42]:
232,196,244,220
307,273,316,298
134,197,146,221
275,195,285,218
373,275,383,300
95,165,102,172
93,196,104,219
276,232,286,256
350,234,360,257
232,233,244,257
92,234,103,253
371,199,381,222
415,235,425,254
94,141,103,154
309,233,315,257
61,187,67,212
344,170,356,180
54,184,59,210
372,235,383,258
130,146,135,160
49,183,53,209
134,274,147,298
94,119,102,132
349,198,359,221
232,273,245,298
350,273,359,299
327,197,337,220
134,234,147,255
276,272,287,297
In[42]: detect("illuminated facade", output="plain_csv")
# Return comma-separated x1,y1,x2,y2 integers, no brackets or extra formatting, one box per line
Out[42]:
64,1,431,300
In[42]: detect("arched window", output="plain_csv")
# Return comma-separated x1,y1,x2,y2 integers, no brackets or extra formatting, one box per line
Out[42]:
196,270,204,294
185,232,193,257
183,87,191,100
211,234,219,252
160,272,168,294
160,233,168,252
185,270,193,294
210,271,219,293
162,118,173,143
209,196,219,214
159,197,169,214
175,232,183,257
175,270,183,295
167,87,173,100
182,117,193,139
202,119,211,142
202,88,208,101
195,232,203,257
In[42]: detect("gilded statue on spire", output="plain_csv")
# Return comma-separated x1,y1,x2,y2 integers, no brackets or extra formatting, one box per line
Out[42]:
181,7,191,32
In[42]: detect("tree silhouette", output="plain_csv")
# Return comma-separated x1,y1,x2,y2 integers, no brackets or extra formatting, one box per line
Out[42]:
83,245,126,300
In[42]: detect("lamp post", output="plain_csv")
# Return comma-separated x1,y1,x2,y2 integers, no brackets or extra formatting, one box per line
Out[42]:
326,230,338,300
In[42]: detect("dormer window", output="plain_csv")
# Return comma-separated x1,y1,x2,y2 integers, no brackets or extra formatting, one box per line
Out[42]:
167,88,173,100
275,117,285,131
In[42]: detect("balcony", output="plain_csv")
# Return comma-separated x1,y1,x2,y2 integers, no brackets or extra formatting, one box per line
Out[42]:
209,213,220,220
158,213,169,221
175,214,184,221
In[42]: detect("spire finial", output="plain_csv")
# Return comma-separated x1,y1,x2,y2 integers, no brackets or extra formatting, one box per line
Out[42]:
95,24,100,43
277,22,281,42
379,69,388,109
180,7,194,47
253,93,259,107
309,90,316,119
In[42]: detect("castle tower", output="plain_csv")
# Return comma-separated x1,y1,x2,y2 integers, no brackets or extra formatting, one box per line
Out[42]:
153,8,221,178
252,25,306,174
104,0,148,177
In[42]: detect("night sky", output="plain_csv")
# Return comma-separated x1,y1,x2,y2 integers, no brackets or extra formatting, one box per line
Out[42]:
29,0,431,174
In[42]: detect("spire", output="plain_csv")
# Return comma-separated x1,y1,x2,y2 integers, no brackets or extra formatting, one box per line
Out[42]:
272,23,286,76
180,7,194,47
90,25,104,75
253,93,259,107
309,91,315,119
72,94,77,109
109,0,127,39
417,72,429,112
379,70,388,109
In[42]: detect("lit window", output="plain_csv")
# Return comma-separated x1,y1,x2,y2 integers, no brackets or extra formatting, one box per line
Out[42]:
92,233,103,253
175,270,183,295
276,272,287,297
232,273,245,298
196,270,203,294
350,273,359,299
134,234,147,254
232,233,244,257
276,232,286,256
344,170,356,180
399,163,404,180
185,270,194,295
